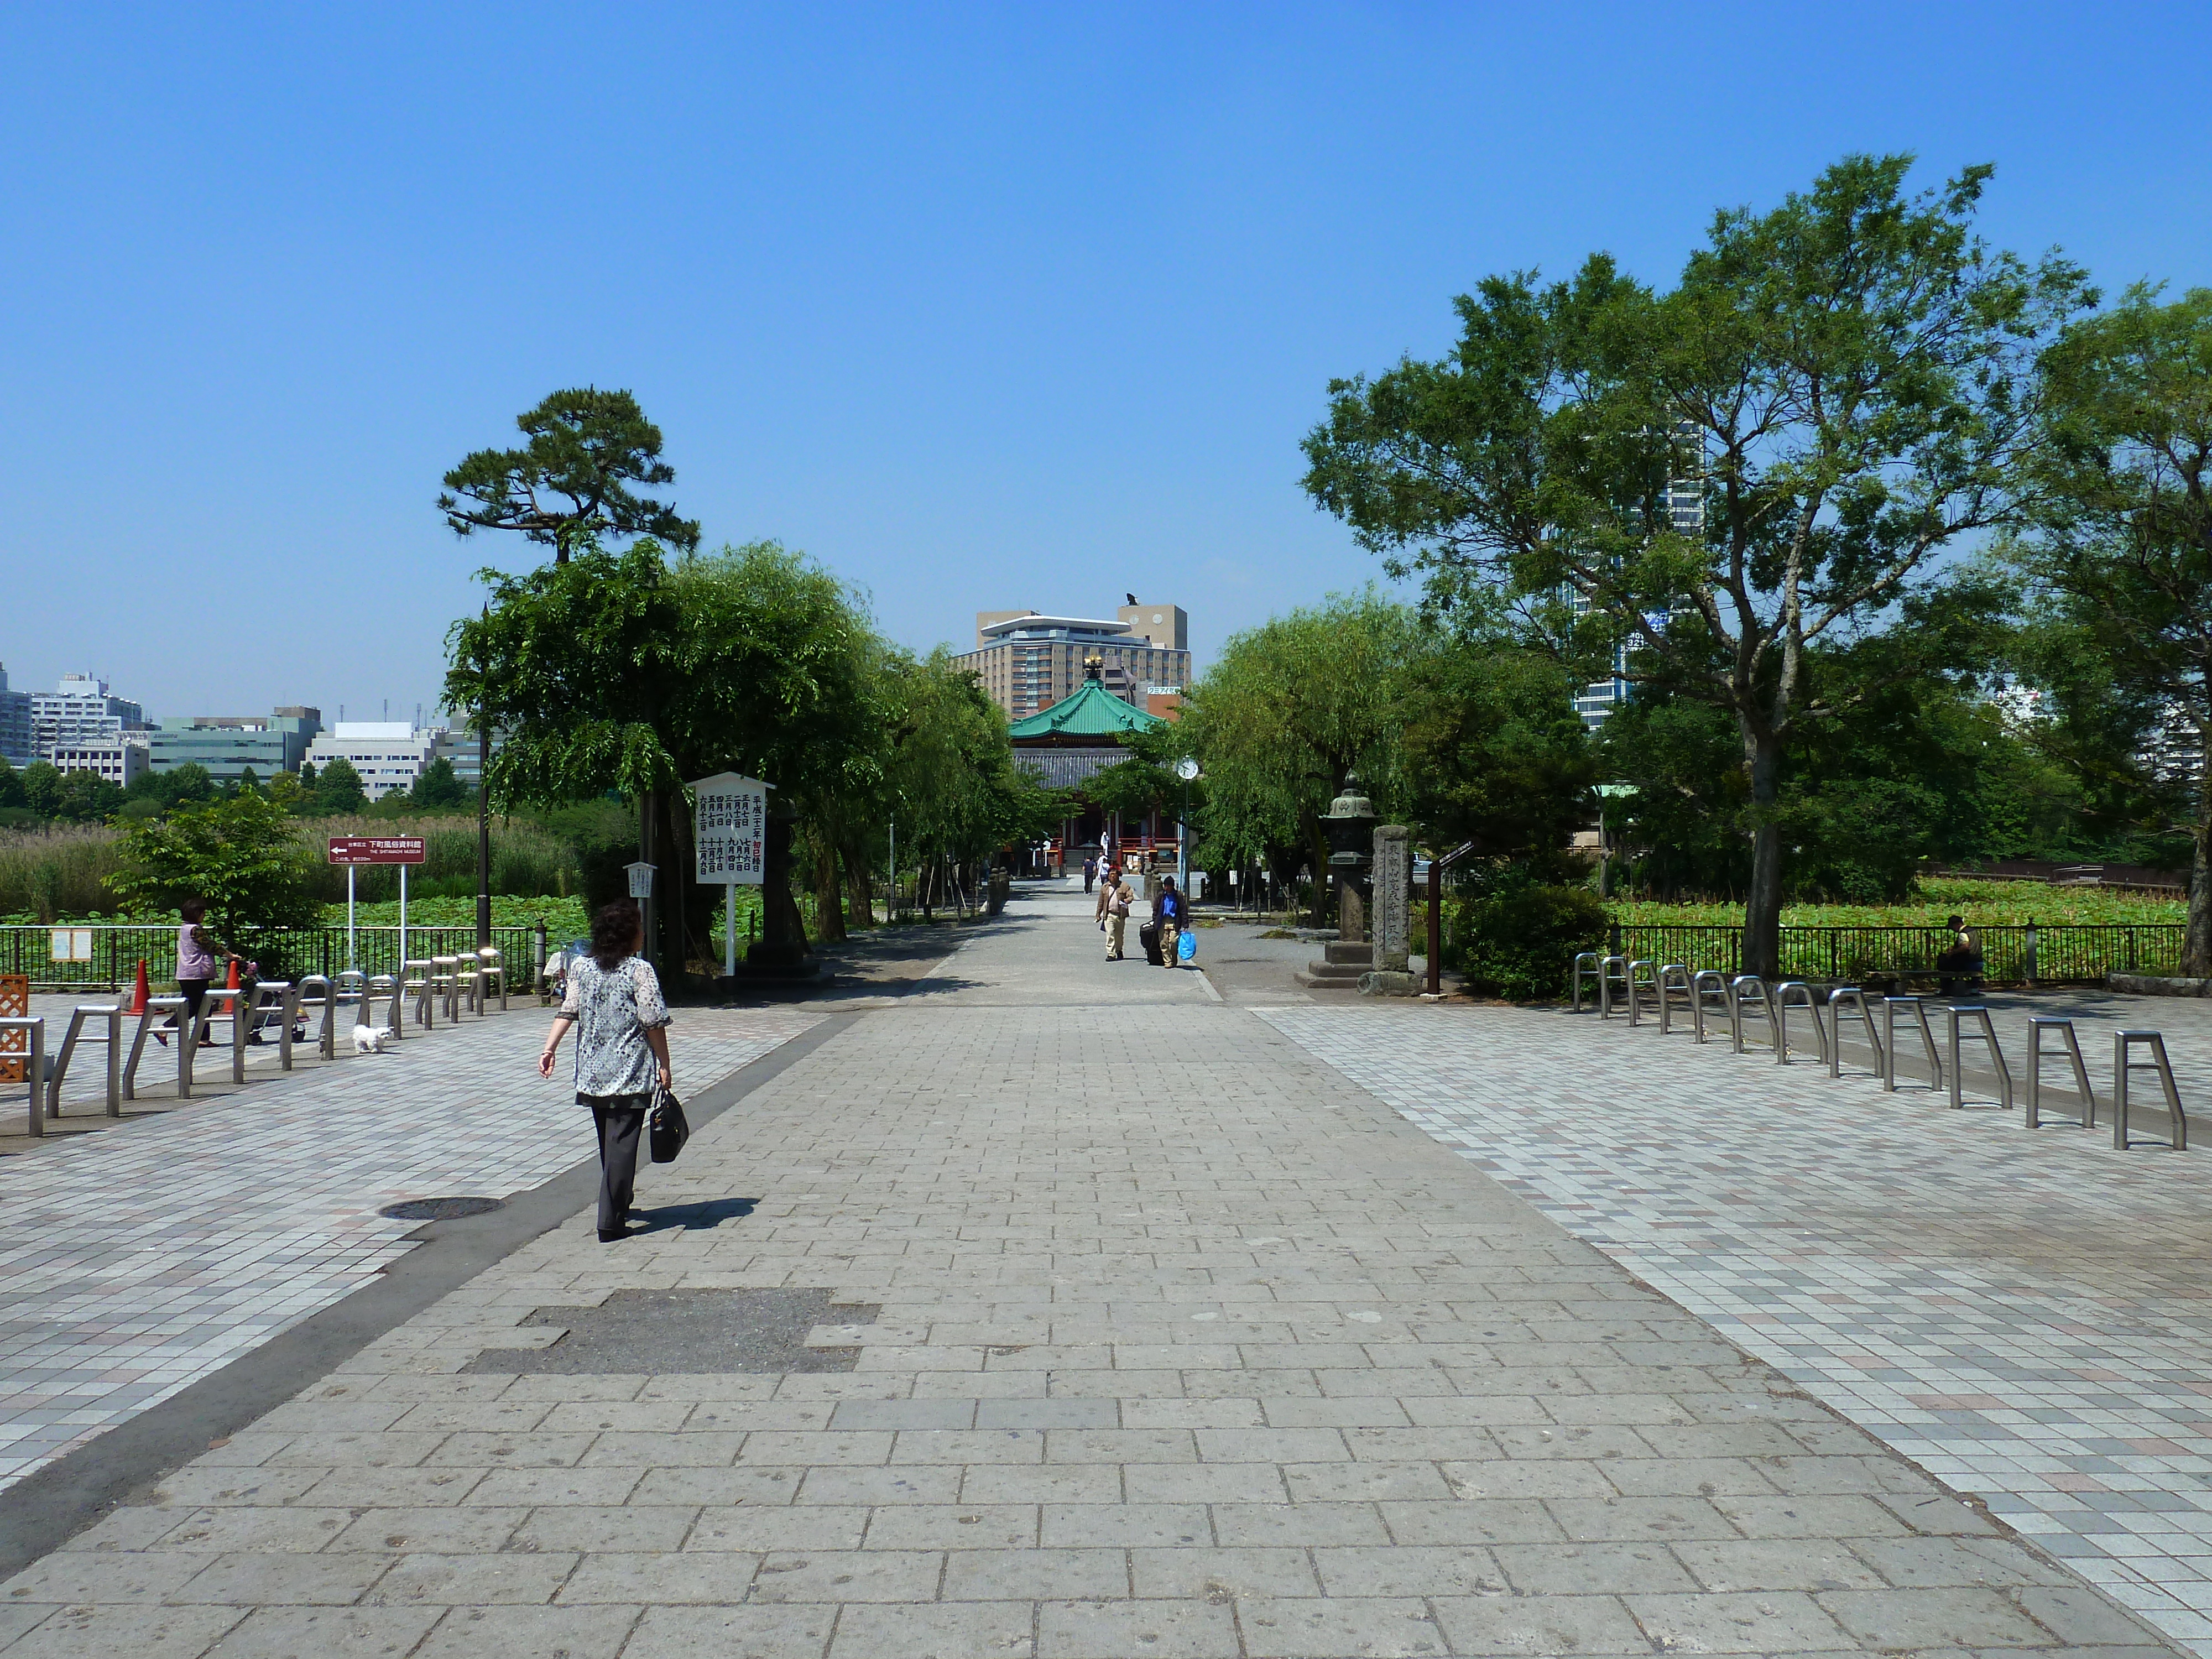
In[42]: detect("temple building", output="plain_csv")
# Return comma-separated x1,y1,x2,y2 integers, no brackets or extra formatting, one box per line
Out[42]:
1007,667,1181,873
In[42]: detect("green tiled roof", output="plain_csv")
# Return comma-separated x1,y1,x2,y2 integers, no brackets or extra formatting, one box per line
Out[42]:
1008,679,1161,739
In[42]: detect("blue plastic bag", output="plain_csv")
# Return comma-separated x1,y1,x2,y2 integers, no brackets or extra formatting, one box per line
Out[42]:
1177,928,1197,962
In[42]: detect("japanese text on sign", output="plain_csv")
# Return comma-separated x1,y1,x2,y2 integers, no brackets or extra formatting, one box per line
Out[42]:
327,837,427,865
692,775,768,885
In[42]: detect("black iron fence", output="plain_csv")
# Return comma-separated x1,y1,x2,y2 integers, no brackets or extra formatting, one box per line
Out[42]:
0,925,545,992
1612,921,2187,985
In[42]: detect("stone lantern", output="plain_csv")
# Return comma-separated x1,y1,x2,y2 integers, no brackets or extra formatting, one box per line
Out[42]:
1321,773,1376,943
1296,773,1379,990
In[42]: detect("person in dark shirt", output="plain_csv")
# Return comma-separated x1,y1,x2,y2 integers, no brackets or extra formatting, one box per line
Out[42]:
1154,875,1188,968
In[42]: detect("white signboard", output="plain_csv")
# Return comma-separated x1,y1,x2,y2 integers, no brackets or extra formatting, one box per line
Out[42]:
49,928,93,963
692,773,770,886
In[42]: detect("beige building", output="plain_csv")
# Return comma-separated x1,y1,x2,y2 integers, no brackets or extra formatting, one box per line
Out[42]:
957,603,1191,722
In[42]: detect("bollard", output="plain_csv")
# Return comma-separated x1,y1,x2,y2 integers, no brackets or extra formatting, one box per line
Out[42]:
1626,961,1658,1027
1881,995,1943,1093
1599,955,1630,1018
2112,1030,2187,1151
1943,1006,2013,1110
1691,970,1730,1044
1826,987,1883,1080
2025,1016,2095,1129
123,996,186,1102
1772,982,1828,1067
1728,975,1775,1056
0,1018,44,1137
48,1005,123,1121
1571,952,1603,1013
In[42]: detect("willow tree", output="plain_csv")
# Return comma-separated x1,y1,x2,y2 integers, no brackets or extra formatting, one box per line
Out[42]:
1303,155,2091,975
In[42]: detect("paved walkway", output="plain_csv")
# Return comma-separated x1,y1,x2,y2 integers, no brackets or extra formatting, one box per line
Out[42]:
0,996,818,1488
0,882,2177,1656
1266,1002,2212,1653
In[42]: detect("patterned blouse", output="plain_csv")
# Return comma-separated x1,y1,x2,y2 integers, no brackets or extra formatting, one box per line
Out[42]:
559,955,671,1100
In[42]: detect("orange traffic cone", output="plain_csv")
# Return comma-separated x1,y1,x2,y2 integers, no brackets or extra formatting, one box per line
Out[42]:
128,959,149,1015
225,958,241,990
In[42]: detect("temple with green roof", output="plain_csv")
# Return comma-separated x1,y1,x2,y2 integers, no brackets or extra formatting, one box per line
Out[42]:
1007,669,1176,872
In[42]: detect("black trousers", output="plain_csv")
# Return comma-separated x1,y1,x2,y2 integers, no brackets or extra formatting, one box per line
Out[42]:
587,1098,648,1234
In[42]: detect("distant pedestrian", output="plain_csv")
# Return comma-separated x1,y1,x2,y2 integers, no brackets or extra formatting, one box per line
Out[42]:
160,898,239,1048
1105,873,1134,960
1936,913,1984,996
539,898,672,1243
1095,864,1114,930
1154,875,1188,968
1083,854,1097,894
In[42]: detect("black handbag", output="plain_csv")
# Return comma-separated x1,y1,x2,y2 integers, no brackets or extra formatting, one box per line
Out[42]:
648,1083,690,1164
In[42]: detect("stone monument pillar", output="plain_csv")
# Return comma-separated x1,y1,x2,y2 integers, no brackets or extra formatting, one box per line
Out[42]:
1360,824,1417,997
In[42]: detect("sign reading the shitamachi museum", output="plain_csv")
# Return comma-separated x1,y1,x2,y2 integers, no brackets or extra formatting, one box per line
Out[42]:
326,836,426,865
691,775,770,885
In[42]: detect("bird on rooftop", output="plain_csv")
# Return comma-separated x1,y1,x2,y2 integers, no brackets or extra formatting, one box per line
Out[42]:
1125,592,1137,604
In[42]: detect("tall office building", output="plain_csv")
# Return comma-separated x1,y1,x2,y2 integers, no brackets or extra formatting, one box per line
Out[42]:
0,666,31,767
30,674,147,751
957,602,1191,722
149,708,323,782
304,723,437,800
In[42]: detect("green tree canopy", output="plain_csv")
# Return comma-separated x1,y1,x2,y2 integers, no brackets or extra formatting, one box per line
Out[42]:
1302,153,2093,974
2008,285,2212,967
106,792,320,935
411,755,467,808
315,757,368,812
440,388,701,565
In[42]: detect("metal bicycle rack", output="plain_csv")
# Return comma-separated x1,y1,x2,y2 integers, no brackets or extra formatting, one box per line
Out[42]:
1771,982,1828,1067
1599,955,1630,1017
46,1004,122,1125
247,982,293,1072
295,974,337,1061
1825,987,1884,1080
1625,960,1660,1027
479,947,508,1011
369,974,402,1039
1881,995,1943,1093
1728,975,1776,1055
0,1017,43,1136
2112,1030,2187,1150
180,987,249,1097
403,960,435,1029
1943,1006,2014,1111
1691,971,1730,1044
432,956,460,1021
2025,1016,2096,1129
1656,964,1695,1035
1571,953,1603,1013
123,995,186,1102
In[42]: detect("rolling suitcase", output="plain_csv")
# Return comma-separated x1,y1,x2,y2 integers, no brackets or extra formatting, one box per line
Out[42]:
1139,920,1164,966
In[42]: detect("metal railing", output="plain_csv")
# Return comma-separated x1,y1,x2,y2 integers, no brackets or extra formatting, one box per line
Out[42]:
0,924,539,992
1612,922,2187,985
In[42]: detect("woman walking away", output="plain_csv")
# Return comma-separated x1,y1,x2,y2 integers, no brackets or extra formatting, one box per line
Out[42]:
539,898,672,1242
160,899,238,1048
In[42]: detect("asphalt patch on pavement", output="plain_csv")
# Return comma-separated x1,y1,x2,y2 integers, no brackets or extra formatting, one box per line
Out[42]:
462,1288,881,1374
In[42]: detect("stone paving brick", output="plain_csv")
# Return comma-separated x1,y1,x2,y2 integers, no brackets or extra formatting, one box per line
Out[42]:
0,886,2186,1658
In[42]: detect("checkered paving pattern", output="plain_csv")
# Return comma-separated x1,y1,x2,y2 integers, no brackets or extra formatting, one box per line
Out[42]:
0,1004,819,1490
1262,1002,2212,1652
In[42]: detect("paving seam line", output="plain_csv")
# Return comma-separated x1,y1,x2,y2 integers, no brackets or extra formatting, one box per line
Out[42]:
0,1006,863,1583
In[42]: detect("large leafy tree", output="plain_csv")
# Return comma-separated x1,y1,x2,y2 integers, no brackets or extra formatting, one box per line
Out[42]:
107,793,320,935
440,388,701,565
1303,154,2091,974
2010,287,2212,969
444,540,879,980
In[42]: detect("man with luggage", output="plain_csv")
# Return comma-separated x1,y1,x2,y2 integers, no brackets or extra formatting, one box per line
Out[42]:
1152,874,1188,969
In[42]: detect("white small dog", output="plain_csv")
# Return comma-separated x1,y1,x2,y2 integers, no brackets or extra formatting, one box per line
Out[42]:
352,1025,394,1055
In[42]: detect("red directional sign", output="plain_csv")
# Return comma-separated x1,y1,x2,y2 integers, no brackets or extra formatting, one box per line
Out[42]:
327,836,426,865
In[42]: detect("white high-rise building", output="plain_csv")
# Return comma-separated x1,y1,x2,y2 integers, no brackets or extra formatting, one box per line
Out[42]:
304,723,437,800
1574,424,1705,731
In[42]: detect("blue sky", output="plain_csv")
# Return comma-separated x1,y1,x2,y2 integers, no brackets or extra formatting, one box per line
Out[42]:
4,3,2208,723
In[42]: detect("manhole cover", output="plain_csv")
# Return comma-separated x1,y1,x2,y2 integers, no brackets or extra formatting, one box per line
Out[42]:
379,1196,504,1221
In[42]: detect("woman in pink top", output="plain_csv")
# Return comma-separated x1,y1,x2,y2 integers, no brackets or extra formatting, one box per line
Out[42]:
163,898,237,1048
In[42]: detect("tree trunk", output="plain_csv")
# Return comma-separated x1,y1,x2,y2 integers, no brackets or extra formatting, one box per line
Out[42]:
813,841,847,943
2186,766,2212,977
1302,813,1332,929
1741,731,1785,979
844,841,875,928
